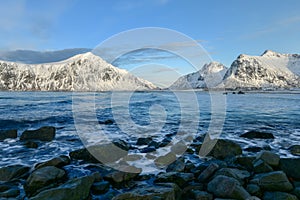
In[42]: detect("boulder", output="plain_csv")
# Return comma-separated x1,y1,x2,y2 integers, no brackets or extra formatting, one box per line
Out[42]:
246,184,262,197
0,188,20,198
136,137,153,146
155,172,194,188
197,163,219,182
35,156,70,169
104,166,141,185
91,181,110,195
280,158,300,180
20,126,56,141
293,187,300,199
252,171,293,192
235,156,255,171
263,192,298,200
0,129,17,141
166,157,186,172
207,175,251,200
112,183,181,200
207,139,242,159
256,151,280,167
253,159,273,173
112,139,131,151
213,168,251,185
25,166,66,196
289,145,300,156
240,131,274,139
30,175,95,200
190,190,213,200
0,164,30,181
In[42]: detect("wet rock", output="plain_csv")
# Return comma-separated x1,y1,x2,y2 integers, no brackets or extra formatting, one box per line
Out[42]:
69,148,98,163
30,175,95,200
0,164,30,181
35,155,70,169
263,191,298,200
251,171,293,192
155,172,194,188
235,156,255,171
213,168,251,185
99,119,114,125
91,181,110,195
0,188,20,198
166,157,185,172
256,151,280,167
207,175,251,200
140,146,156,153
240,130,274,139
170,141,187,155
113,183,181,200
25,166,66,196
181,183,204,198
190,190,213,200
237,91,245,94
24,140,39,148
20,126,56,141
197,163,219,182
154,152,176,168
246,184,262,197
136,137,153,146
0,129,17,141
289,145,300,156
207,139,242,159
253,159,273,173
113,139,131,151
280,158,300,180
104,166,141,185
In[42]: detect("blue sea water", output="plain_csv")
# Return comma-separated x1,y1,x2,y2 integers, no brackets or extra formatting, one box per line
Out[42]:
0,91,299,168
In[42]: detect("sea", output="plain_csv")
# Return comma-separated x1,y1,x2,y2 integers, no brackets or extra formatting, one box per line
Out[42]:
0,91,299,172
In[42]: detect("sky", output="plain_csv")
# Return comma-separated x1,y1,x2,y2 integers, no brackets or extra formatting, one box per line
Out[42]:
0,0,300,69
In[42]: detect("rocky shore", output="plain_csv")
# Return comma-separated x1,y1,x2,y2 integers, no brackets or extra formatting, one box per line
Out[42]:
0,126,300,200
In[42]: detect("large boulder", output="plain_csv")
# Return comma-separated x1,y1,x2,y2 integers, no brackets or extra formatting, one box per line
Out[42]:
30,175,95,200
207,175,250,200
251,171,293,192
113,183,181,200
207,139,242,159
25,166,66,196
0,165,30,181
20,126,56,141
263,191,298,200
280,158,300,180
0,129,17,141
240,131,275,139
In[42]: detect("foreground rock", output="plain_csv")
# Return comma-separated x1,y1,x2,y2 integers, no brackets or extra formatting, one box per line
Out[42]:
280,158,300,180
20,126,56,141
240,130,275,139
207,139,242,159
0,164,30,181
263,191,298,200
0,129,17,141
207,175,251,200
31,175,94,200
154,172,194,188
113,183,181,200
25,166,66,196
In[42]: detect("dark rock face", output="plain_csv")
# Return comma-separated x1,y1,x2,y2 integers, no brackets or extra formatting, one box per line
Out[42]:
30,175,95,200
20,126,56,141
207,175,250,200
0,129,17,141
240,130,275,139
24,166,66,196
0,165,30,181
280,158,300,180
207,139,242,159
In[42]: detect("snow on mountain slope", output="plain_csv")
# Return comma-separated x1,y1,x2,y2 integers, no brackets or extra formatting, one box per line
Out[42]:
0,52,157,91
169,62,227,89
222,50,300,89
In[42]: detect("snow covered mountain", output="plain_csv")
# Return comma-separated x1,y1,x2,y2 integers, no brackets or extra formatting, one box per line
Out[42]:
0,52,157,91
222,50,300,89
169,62,227,89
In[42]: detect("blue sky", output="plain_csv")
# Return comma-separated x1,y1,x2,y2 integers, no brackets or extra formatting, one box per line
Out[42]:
0,0,300,68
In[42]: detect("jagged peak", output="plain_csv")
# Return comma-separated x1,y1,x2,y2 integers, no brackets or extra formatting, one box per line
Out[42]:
261,50,283,57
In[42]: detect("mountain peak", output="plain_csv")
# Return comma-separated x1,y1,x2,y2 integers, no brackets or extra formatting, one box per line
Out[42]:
261,50,282,57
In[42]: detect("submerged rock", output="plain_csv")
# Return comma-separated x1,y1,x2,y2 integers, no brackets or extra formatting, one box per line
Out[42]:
30,175,95,200
20,126,56,141
0,129,17,141
0,164,30,181
25,166,66,196
240,130,275,139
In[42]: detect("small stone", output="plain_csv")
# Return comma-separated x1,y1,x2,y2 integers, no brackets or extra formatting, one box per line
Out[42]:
280,158,300,180
253,159,273,173
91,181,110,195
35,155,70,169
240,131,274,139
197,163,219,182
20,126,56,141
256,151,280,167
0,129,17,141
0,165,30,181
263,192,298,200
207,175,251,200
